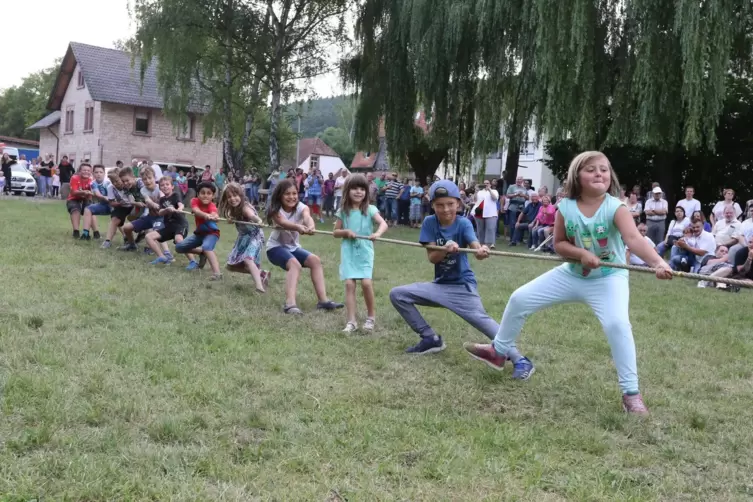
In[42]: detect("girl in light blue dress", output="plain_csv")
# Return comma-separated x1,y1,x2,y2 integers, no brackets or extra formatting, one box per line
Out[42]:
333,174,389,333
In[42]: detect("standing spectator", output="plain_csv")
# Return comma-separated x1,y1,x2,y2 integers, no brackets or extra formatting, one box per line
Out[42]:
186,167,198,202
710,189,742,226
505,176,528,242
397,178,412,225
644,186,668,245
200,165,215,184
676,186,701,217
17,154,29,170
214,168,226,202
306,168,324,223
374,173,387,212
382,172,403,226
2,153,15,195
367,172,379,205
38,154,55,198
644,181,665,203
333,169,347,211
627,192,642,224
408,179,424,228
57,155,76,200
322,172,335,217
472,179,499,248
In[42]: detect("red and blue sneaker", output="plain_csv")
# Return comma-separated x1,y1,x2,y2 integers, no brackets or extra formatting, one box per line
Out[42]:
463,343,506,370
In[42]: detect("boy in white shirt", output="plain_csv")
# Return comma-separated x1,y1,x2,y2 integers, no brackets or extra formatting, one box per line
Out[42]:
626,223,655,266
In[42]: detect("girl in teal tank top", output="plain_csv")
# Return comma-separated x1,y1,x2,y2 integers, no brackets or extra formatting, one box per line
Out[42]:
463,151,672,416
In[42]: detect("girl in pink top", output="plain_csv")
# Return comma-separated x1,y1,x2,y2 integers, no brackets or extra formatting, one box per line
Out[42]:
531,195,556,249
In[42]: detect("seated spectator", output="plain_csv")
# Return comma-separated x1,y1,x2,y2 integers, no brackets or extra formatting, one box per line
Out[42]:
510,193,540,247
656,206,690,257
705,240,753,291
697,245,733,288
668,221,716,272
712,206,742,248
727,205,753,262
710,188,742,226
691,210,712,232
530,195,556,250
626,223,655,266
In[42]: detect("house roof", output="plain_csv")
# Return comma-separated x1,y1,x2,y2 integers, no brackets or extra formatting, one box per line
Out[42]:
351,151,378,169
296,138,340,166
0,135,40,147
47,42,207,113
27,111,61,130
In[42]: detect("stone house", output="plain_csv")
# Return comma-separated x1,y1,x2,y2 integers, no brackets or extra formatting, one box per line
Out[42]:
28,42,221,168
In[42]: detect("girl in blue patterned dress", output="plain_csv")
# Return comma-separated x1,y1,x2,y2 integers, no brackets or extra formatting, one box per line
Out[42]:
333,174,389,333
220,183,269,293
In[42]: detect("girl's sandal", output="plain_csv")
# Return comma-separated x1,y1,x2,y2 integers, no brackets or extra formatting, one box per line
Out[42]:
283,304,303,315
342,322,358,333
363,318,375,331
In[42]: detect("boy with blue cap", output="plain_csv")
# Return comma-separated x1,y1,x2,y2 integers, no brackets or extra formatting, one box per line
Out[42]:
389,181,531,375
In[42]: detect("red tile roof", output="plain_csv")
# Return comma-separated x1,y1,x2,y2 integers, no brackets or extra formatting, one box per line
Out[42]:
351,151,378,169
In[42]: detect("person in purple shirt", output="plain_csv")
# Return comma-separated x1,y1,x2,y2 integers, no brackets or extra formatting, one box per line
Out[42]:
322,172,336,218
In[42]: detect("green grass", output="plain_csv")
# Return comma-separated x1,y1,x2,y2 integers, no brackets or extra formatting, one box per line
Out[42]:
1,198,753,501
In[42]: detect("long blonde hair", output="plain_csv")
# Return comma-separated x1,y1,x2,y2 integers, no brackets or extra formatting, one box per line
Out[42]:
563,151,621,200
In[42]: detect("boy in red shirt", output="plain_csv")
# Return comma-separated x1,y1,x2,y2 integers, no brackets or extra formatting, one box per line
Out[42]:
175,181,222,279
67,163,94,238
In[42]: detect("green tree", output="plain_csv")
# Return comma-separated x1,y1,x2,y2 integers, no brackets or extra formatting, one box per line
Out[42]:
344,0,752,184
0,61,60,140
318,126,354,166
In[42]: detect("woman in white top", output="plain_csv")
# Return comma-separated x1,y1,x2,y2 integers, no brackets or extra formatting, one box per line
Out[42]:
710,188,742,226
655,206,690,257
627,192,642,224
471,180,500,248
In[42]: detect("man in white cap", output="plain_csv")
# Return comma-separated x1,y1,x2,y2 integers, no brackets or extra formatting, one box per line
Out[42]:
644,185,668,245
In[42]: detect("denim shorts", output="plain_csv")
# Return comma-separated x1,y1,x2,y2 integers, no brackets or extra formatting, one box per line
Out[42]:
87,202,111,216
266,246,311,270
308,194,321,205
175,233,219,253
131,215,162,233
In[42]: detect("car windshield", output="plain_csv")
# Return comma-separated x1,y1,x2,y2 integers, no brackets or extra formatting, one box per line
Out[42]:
10,164,29,173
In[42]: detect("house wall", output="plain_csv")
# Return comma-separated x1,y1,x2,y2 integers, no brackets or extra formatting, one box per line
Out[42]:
297,155,348,179
56,62,102,164
38,129,59,160
99,103,222,168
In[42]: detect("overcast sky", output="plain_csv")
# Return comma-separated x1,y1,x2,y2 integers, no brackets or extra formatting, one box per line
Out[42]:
3,0,342,98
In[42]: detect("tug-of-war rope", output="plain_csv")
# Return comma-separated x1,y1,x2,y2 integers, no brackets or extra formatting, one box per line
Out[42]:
178,210,753,289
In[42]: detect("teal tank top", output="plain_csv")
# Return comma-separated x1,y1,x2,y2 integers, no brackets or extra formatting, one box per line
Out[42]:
558,194,627,279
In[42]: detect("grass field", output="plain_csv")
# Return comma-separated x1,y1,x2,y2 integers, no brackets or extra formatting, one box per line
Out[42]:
1,198,753,501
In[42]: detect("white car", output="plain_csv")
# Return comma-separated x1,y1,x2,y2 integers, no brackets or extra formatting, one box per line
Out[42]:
10,164,37,196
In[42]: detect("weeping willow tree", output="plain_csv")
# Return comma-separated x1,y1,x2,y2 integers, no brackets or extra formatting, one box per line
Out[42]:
344,0,753,185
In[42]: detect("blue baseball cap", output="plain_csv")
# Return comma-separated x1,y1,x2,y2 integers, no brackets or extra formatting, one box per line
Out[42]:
429,180,461,201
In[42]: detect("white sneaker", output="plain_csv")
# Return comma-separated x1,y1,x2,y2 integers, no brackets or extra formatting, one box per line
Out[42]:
363,318,375,331
342,322,358,333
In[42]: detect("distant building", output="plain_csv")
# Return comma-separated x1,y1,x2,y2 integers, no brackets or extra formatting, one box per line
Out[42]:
471,128,561,192
28,42,222,167
288,138,349,178
0,135,40,160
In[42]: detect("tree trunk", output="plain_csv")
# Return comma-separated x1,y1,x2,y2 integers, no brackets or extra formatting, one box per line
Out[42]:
504,144,520,187
222,63,235,174
234,75,262,176
269,67,282,172
654,148,678,206
407,146,447,184
454,115,462,181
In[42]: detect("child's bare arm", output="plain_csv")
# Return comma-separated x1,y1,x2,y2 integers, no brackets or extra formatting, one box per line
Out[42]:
242,205,262,224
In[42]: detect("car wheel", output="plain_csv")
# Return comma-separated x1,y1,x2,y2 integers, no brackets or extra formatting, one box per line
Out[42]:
12,191,22,196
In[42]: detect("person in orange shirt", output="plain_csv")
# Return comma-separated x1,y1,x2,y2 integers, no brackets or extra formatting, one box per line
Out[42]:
67,163,93,238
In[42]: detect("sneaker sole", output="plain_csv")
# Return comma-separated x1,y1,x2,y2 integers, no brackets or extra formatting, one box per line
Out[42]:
409,343,447,355
466,351,505,371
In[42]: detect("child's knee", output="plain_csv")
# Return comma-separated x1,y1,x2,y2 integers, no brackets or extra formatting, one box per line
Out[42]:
345,280,357,292
287,259,303,272
305,254,321,268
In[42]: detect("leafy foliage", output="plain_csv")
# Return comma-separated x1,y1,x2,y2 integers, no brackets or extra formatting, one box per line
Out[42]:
317,126,355,166
0,61,60,140
344,0,753,179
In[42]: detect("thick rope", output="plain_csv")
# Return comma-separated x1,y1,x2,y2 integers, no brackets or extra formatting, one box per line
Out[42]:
178,210,753,289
